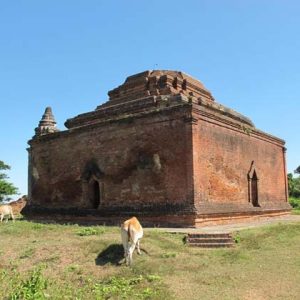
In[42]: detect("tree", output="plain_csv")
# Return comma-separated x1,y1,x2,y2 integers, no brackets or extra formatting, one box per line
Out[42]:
288,173,295,197
0,160,19,202
288,172,300,198
295,165,300,175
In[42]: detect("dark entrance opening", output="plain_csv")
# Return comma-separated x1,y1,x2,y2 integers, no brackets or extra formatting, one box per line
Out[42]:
251,171,259,207
89,179,100,209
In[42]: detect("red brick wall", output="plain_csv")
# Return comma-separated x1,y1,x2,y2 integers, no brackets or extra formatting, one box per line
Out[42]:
29,108,194,211
192,115,287,213
29,103,289,219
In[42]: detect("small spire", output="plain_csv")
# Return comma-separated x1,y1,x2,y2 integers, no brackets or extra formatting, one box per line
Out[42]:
34,106,59,137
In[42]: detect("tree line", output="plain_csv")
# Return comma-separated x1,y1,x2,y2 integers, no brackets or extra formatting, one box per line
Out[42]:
288,166,300,198
0,160,19,202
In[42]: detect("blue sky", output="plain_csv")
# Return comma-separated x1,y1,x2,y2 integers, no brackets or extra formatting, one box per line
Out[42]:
0,0,299,197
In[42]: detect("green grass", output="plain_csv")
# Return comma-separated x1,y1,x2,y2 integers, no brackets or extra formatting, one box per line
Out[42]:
0,220,300,299
76,226,106,236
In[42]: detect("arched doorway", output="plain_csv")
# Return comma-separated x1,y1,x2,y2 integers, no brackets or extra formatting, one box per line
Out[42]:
247,161,259,207
251,171,259,207
93,180,100,208
88,179,101,209
81,160,104,209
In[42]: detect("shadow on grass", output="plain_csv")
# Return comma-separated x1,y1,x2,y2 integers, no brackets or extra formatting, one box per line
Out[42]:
95,244,124,266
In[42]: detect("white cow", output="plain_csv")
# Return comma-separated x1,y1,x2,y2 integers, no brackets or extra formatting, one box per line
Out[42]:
121,216,143,266
0,204,15,223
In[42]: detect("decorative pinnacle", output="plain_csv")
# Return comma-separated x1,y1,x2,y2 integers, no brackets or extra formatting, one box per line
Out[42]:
34,106,59,137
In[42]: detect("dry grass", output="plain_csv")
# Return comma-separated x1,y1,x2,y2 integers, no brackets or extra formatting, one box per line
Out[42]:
0,220,300,299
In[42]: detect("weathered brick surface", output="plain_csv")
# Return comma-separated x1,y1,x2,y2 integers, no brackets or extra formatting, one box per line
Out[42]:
29,106,194,213
27,70,291,227
193,114,288,211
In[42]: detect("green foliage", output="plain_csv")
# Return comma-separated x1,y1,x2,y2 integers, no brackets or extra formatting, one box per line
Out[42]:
233,233,241,244
161,252,177,258
93,274,161,300
31,223,45,230
76,226,106,236
0,160,19,201
288,173,300,198
289,197,300,210
10,267,48,300
295,165,300,174
0,161,12,170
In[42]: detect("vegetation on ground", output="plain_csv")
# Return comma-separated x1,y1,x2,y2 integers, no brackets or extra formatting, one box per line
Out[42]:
0,220,300,299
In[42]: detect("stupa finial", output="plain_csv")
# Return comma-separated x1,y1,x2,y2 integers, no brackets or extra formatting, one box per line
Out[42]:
34,106,59,137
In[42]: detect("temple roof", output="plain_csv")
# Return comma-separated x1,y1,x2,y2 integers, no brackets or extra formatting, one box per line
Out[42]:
29,70,288,147
97,70,214,110
63,70,254,129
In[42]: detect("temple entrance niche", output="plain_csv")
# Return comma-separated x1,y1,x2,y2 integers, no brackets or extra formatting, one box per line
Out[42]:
81,160,104,209
88,178,101,209
248,161,259,207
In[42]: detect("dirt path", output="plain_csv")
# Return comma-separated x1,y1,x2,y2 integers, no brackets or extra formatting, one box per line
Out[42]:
147,214,300,234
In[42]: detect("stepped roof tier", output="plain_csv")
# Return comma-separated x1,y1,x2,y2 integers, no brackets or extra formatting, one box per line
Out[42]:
65,70,254,129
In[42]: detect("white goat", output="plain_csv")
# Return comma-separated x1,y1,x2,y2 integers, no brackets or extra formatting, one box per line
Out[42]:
0,204,15,223
121,216,143,266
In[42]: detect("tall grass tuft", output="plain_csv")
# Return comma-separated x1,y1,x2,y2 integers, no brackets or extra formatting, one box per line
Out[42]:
10,267,48,300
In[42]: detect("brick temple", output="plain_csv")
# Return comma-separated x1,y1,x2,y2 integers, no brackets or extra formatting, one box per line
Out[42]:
26,70,291,226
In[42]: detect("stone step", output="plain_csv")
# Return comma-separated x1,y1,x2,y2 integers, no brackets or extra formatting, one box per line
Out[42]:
188,242,234,248
187,237,233,244
185,232,234,248
187,233,232,239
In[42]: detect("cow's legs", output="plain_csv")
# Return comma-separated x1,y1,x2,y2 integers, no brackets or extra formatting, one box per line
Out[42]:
10,211,15,222
127,241,137,266
136,239,141,255
121,228,129,264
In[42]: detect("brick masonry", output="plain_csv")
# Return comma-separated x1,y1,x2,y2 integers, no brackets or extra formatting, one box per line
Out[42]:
25,70,291,227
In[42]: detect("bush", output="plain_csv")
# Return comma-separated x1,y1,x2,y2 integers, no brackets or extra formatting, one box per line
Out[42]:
289,197,300,209
288,173,300,198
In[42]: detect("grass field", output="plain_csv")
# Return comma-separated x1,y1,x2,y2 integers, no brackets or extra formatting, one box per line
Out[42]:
0,220,300,300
